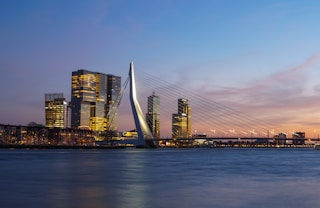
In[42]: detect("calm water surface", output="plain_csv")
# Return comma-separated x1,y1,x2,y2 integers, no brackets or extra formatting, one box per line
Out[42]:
1,148,320,208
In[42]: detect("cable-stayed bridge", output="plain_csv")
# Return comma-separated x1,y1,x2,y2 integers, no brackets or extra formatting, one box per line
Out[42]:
111,63,307,147
0,63,311,148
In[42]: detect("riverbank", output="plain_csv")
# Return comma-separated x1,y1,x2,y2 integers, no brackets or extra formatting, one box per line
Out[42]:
0,143,316,149
0,144,127,149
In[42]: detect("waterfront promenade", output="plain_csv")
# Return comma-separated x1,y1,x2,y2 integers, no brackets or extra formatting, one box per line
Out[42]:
1,123,317,149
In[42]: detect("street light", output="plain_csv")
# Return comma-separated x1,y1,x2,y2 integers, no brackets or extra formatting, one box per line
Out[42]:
210,129,216,137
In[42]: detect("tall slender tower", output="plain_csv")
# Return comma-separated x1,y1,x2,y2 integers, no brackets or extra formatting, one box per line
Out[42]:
146,92,160,139
172,98,192,139
106,74,121,131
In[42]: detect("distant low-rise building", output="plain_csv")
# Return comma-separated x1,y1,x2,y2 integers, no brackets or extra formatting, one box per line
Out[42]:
274,132,287,145
292,132,305,145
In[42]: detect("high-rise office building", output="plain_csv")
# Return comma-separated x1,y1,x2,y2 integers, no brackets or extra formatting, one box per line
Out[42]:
172,98,192,139
146,92,160,139
106,74,121,131
70,69,121,132
45,93,68,128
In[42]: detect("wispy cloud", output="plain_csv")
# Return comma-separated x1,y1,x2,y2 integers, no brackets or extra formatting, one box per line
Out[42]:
201,53,320,97
192,53,320,136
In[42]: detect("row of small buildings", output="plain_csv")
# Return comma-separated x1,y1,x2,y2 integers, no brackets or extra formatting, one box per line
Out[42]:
0,124,95,146
0,122,307,146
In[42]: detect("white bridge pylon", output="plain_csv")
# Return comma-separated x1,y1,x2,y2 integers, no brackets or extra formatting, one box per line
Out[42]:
129,62,156,147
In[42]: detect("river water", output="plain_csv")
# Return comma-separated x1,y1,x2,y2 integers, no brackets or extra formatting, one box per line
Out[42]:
1,148,320,208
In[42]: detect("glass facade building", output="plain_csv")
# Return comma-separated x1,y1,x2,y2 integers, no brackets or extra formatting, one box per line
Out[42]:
146,92,160,139
106,75,121,131
70,69,121,132
45,93,67,128
172,98,192,139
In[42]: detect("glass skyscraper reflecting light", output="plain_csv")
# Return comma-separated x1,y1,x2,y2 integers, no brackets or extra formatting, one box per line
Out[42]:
70,69,121,132
45,93,67,128
146,92,160,139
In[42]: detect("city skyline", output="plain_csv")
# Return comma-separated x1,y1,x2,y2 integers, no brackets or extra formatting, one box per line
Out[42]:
1,1,320,137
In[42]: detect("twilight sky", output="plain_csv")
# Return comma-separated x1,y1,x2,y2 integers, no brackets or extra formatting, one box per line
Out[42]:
1,0,320,137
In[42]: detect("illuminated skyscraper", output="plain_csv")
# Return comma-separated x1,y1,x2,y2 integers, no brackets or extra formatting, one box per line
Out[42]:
172,98,192,139
106,74,121,131
45,93,67,128
146,92,160,139
70,69,121,132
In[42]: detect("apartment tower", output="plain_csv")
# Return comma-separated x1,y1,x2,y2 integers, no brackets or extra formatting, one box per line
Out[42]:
172,98,192,139
45,93,68,128
146,92,160,139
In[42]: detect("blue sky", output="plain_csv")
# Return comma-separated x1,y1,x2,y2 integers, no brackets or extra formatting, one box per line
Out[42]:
1,0,320,136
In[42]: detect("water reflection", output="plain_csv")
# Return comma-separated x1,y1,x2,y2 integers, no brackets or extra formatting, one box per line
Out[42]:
1,148,320,208
115,151,150,208
46,151,111,208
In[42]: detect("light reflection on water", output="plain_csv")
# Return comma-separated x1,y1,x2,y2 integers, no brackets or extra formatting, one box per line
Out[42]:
1,148,320,208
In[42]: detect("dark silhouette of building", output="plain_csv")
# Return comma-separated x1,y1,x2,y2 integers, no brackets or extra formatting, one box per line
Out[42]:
292,131,306,145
